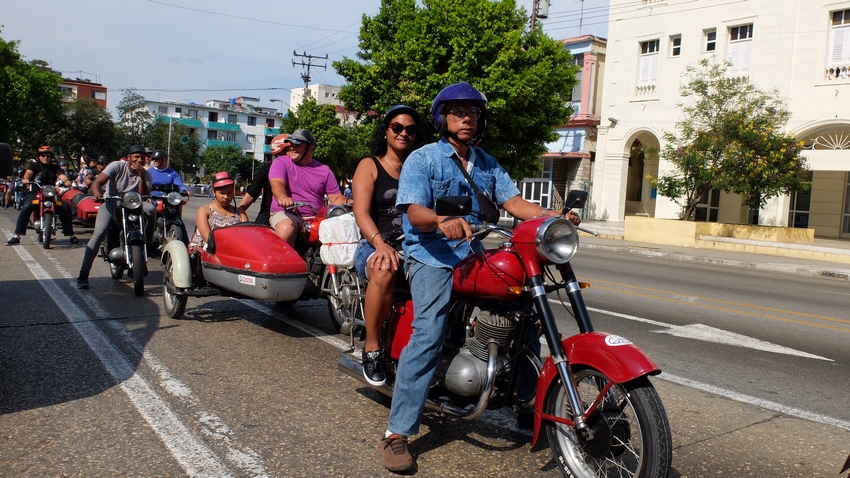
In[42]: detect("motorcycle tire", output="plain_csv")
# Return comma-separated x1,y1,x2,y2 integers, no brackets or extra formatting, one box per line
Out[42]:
162,256,188,319
325,267,363,335
42,211,53,249
544,371,672,478
167,224,188,247
130,244,145,296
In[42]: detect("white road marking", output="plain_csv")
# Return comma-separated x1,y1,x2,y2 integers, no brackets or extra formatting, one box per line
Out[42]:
579,304,832,361
819,289,850,297
5,228,269,477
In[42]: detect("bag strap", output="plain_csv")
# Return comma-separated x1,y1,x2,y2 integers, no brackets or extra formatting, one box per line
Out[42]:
450,156,483,196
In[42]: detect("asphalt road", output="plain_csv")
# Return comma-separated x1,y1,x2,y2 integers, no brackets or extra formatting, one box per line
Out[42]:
1,200,849,477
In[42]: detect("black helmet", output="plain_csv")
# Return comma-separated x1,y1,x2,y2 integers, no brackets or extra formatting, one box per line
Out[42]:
430,82,488,140
97,155,109,165
151,150,167,161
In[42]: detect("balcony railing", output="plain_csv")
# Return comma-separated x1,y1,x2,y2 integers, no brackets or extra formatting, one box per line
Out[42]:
825,65,850,80
635,84,657,97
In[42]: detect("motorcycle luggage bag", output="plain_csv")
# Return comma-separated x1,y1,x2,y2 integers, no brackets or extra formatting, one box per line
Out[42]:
318,212,359,267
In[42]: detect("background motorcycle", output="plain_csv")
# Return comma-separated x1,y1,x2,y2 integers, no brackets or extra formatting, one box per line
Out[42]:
150,183,189,249
99,192,149,296
338,190,673,478
26,180,61,249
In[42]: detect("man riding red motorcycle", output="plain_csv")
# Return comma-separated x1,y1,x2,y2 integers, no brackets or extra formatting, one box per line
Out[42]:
6,146,79,246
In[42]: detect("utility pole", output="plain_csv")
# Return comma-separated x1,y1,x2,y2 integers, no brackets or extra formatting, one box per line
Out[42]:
531,0,551,32
292,51,328,98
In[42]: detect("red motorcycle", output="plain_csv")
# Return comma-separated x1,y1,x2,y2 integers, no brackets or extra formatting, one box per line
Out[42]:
27,181,61,249
338,190,672,478
60,187,100,228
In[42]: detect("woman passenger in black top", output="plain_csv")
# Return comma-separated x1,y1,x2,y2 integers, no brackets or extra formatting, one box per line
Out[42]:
351,105,422,386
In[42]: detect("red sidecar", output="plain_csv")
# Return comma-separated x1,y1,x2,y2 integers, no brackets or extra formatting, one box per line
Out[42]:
160,223,310,319
60,188,100,228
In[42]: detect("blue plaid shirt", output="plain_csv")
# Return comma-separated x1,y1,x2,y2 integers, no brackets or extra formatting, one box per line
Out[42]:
396,137,520,268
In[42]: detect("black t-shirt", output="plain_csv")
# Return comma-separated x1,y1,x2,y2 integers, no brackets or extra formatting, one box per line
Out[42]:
246,161,273,219
369,156,402,234
26,160,61,193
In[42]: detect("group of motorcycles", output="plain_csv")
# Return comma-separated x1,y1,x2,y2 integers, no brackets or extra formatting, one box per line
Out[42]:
159,188,673,478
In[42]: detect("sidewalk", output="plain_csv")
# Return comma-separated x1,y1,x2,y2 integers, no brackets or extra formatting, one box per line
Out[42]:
577,220,850,281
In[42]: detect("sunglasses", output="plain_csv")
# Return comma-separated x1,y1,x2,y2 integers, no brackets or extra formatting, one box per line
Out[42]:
389,122,418,136
447,106,482,120
39,154,52,157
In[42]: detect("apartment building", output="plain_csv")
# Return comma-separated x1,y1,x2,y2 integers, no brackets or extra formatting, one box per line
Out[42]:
593,0,850,239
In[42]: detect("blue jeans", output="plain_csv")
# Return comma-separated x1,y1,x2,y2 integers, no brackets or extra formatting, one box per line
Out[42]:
387,259,453,437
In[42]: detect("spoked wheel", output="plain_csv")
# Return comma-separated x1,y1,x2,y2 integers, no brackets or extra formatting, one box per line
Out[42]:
544,370,672,478
162,256,188,319
42,212,53,249
130,244,145,296
325,267,363,335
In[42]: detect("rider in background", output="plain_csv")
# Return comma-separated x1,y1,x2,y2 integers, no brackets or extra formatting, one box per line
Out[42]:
189,171,248,250
351,105,422,387
149,149,192,247
76,145,154,289
238,133,289,225
380,83,579,473
268,129,348,246
6,146,78,246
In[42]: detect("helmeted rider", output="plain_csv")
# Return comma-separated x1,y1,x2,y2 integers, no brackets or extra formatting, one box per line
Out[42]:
6,146,79,246
238,133,289,225
148,149,191,243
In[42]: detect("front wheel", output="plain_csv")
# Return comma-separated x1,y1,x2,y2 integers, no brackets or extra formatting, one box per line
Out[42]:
130,244,145,296
162,256,188,318
42,211,53,249
167,224,188,247
544,371,672,478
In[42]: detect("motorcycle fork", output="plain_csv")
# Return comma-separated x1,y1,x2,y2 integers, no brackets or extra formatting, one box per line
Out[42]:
529,273,592,435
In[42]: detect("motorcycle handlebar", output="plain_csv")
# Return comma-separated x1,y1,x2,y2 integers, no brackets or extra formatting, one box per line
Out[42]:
435,223,483,239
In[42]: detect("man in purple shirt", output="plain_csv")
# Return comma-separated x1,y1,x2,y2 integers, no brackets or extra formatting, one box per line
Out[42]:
268,129,347,245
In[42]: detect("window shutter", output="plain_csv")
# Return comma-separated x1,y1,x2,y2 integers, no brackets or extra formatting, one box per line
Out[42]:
728,40,752,75
640,54,658,84
830,26,849,65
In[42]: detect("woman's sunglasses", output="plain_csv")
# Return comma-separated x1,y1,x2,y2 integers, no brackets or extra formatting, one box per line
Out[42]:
389,122,418,136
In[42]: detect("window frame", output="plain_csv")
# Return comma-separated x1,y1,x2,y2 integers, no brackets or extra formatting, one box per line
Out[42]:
829,9,850,66
638,39,660,85
704,29,717,52
669,34,682,57
727,23,754,76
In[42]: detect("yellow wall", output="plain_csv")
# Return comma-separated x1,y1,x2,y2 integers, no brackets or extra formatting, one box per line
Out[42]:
808,171,846,238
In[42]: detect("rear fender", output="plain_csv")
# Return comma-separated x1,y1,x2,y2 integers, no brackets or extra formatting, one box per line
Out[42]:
530,331,660,450
162,240,193,288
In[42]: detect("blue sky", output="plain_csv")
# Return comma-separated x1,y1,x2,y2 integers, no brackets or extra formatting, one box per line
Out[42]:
1,0,607,115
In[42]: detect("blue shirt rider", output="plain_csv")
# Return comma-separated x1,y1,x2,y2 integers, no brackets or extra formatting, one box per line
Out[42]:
149,150,192,245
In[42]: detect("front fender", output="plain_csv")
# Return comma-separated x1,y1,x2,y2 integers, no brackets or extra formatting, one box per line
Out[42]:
127,229,145,245
530,331,660,450
162,240,193,288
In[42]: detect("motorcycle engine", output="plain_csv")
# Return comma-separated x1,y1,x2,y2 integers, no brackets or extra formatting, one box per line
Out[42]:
438,308,516,397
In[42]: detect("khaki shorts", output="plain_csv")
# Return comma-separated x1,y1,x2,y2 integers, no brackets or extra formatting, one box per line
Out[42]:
269,210,307,231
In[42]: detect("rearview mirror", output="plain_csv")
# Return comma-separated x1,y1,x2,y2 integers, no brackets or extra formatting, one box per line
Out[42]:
563,190,589,211
435,196,473,216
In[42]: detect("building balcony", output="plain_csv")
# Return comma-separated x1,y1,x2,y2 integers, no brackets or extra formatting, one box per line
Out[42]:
262,144,272,153
635,84,657,97
264,127,280,136
204,139,240,148
207,121,241,132
825,65,850,81
157,116,203,128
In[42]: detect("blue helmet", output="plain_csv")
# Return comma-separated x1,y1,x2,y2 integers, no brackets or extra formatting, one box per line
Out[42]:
382,105,422,130
430,82,488,140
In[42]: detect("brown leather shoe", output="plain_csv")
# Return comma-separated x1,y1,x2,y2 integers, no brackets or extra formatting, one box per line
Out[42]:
380,434,414,473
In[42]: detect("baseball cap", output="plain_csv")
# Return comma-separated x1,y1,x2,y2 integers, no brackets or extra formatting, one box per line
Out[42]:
284,129,316,147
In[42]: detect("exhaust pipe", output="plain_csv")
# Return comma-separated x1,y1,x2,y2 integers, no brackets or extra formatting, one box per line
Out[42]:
337,340,500,420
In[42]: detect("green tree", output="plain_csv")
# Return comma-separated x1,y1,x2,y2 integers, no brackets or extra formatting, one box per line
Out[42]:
144,120,201,175
652,58,809,220
281,98,371,181
200,144,253,183
333,0,578,178
46,97,117,168
116,88,153,152
0,33,63,156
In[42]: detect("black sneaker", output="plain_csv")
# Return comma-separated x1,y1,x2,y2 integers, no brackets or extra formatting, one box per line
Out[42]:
5,236,20,246
362,349,387,387
69,236,80,245
76,276,89,290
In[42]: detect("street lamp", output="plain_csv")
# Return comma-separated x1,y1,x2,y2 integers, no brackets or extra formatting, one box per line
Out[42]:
269,98,284,116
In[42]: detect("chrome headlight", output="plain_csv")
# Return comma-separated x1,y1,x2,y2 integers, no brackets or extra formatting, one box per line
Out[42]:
123,192,143,210
42,186,56,198
535,217,579,264
166,191,183,206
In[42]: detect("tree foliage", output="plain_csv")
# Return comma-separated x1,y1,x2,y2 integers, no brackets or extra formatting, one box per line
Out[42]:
652,58,809,220
116,89,153,152
333,0,578,178
281,98,371,181
0,33,63,157
46,98,117,168
200,144,253,185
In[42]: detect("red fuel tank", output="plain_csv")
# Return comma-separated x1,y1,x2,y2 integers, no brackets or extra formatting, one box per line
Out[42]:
452,247,526,300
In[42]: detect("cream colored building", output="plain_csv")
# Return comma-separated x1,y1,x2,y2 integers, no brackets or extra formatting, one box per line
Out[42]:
593,0,850,239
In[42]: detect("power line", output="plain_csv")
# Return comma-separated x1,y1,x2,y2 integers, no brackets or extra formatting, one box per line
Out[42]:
126,87,293,93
